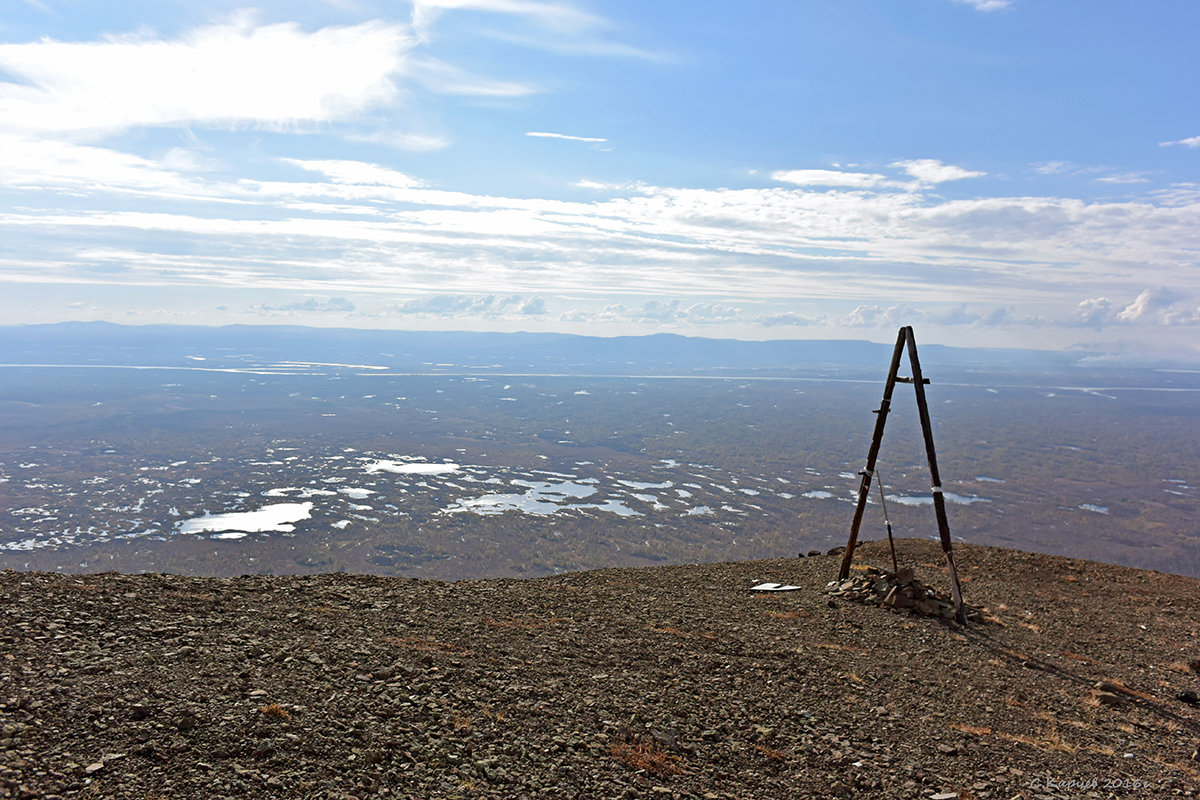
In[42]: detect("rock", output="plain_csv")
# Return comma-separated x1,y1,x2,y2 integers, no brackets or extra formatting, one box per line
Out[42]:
651,729,681,753
827,545,846,556
1177,689,1199,705
84,762,104,774
1096,691,1122,706
913,599,941,616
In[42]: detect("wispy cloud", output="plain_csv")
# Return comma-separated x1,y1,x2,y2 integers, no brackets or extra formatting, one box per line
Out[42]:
560,300,742,326
259,296,357,313
526,131,608,143
412,0,608,40
1094,172,1152,185
386,294,547,317
284,159,425,188
410,0,664,60
770,169,888,188
347,130,451,152
891,159,985,183
2,132,1199,342
952,0,1012,11
1160,135,1200,148
411,55,541,96
1033,161,1073,175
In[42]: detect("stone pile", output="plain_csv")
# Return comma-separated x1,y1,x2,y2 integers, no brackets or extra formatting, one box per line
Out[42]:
824,565,984,623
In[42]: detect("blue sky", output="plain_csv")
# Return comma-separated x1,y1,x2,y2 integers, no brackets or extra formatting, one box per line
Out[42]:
2,0,1199,360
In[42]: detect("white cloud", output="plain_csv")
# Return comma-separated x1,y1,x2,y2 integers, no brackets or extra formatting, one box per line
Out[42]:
259,296,357,313
839,304,921,327
953,0,1012,11
284,159,425,188
1094,172,1151,185
1076,297,1115,327
770,169,888,188
1034,161,1072,175
412,0,606,39
837,303,1011,328
0,18,412,137
758,311,819,327
559,300,742,326
1116,288,1181,321
892,159,985,184
4,141,1200,341
1159,135,1200,148
411,56,540,96
347,130,451,152
387,294,547,317
1075,289,1198,328
527,131,608,143
411,0,664,60
0,134,211,198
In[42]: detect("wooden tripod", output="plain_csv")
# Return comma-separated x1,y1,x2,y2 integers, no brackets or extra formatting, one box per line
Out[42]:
836,326,967,625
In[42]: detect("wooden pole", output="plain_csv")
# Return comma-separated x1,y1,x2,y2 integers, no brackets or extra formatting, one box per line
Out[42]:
903,326,967,625
838,328,907,581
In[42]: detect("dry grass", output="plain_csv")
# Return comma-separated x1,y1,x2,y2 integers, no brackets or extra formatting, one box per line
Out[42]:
608,739,683,776
258,703,290,720
751,743,788,762
951,724,993,736
383,635,470,654
1097,679,1155,701
994,728,1076,753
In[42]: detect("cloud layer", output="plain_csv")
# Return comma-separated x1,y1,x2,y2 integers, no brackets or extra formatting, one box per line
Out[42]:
0,18,412,137
2,3,1198,361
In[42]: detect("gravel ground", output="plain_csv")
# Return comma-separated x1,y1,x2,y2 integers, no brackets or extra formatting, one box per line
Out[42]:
2,538,1199,799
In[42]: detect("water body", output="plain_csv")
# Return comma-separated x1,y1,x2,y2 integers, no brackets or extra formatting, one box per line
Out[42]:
178,502,314,536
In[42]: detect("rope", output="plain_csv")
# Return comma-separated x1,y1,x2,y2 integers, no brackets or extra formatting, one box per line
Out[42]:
875,468,898,572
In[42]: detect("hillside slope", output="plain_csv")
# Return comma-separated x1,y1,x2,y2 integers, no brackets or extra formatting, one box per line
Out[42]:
2,539,1199,799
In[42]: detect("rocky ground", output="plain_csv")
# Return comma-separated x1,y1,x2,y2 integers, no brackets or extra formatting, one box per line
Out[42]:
2,538,1199,799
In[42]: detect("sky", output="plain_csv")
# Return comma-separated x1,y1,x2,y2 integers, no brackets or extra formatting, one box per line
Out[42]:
2,0,1199,361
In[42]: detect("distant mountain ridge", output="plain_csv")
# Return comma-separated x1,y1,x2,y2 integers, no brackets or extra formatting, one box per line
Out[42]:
0,321,1125,379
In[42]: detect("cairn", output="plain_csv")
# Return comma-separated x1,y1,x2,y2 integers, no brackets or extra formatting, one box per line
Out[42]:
825,565,985,624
